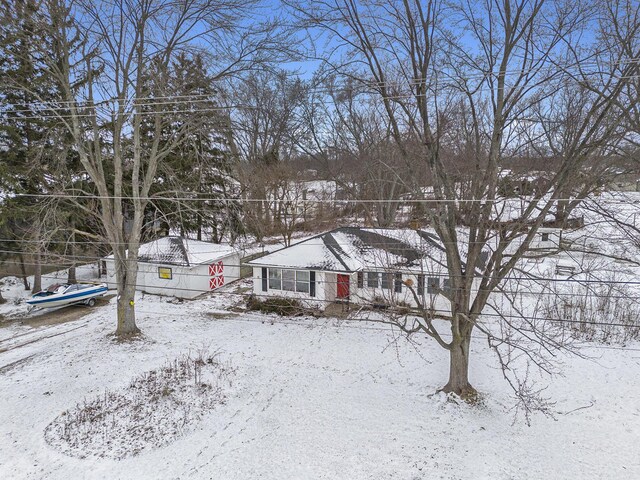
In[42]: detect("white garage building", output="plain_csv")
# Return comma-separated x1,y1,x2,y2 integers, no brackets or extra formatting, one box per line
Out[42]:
104,236,240,299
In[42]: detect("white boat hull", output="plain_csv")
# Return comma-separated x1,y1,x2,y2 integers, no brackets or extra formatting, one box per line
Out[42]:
26,284,108,309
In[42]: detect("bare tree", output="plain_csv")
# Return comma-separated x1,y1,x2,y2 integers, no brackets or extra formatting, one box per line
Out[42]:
238,161,306,246
298,79,425,226
7,0,288,336
229,70,309,241
287,0,640,399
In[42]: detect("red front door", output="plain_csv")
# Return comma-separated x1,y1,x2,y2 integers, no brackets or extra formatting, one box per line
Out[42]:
337,274,350,299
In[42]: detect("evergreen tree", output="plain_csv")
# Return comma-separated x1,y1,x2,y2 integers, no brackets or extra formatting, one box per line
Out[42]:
143,53,243,243
0,0,57,291
0,0,93,290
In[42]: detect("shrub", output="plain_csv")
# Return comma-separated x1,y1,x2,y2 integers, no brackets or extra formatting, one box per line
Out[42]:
246,295,304,316
44,350,233,459
539,279,640,344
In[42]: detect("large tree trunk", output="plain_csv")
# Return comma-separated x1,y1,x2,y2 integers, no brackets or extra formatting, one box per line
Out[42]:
18,254,30,290
68,228,77,283
67,266,76,284
441,334,476,399
32,250,42,293
116,285,139,336
114,257,140,336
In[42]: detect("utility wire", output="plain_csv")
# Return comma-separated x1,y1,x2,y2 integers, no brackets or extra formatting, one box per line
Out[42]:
3,55,640,109
7,259,640,295
7,192,637,203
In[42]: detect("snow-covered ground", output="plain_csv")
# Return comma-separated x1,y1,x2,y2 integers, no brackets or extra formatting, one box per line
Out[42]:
1,283,639,479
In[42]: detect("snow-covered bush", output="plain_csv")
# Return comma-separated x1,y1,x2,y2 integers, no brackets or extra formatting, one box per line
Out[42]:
539,279,640,344
44,350,234,459
246,295,305,316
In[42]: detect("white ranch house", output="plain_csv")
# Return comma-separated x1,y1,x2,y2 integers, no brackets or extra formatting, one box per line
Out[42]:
246,227,488,312
104,236,241,299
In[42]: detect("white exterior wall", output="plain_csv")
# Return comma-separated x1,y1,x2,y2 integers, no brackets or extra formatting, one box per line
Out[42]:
351,272,463,312
252,267,479,312
252,267,329,308
104,252,241,299
323,272,337,303
530,228,562,250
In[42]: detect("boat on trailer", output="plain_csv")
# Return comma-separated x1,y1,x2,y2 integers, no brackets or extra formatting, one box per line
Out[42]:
26,283,108,310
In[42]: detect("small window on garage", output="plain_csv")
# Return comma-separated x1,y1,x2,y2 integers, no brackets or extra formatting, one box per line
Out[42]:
541,232,549,242
158,267,172,279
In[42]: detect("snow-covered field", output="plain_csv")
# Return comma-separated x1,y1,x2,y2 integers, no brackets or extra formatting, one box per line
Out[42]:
1,283,639,479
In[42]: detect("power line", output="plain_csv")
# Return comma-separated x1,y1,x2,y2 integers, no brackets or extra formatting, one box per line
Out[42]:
18,269,640,304
6,257,640,304
0,106,252,121
1,244,639,286
3,55,640,111
11,278,638,331
8,192,639,203
131,307,640,348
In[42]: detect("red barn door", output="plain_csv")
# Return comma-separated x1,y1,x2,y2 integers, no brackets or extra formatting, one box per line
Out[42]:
209,261,225,290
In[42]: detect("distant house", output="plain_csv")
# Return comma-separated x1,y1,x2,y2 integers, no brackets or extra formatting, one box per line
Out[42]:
529,227,562,251
604,171,640,192
266,180,337,221
246,227,487,311
103,236,241,299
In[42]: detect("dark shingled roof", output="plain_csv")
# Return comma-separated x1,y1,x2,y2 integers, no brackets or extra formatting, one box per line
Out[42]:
138,237,191,266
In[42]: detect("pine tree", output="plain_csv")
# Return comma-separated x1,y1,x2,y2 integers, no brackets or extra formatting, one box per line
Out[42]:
0,0,91,291
144,53,243,243
0,0,56,291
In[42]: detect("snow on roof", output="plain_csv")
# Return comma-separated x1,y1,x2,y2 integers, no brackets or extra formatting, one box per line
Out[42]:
107,237,236,266
302,180,337,192
247,227,461,273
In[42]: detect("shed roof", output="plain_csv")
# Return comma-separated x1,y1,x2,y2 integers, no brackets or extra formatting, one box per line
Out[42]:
106,237,236,267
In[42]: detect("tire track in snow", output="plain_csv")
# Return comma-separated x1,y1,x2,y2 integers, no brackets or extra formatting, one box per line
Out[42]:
0,323,88,354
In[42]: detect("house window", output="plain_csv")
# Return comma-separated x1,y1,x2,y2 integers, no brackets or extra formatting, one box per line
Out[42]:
381,273,392,290
268,268,311,293
367,272,379,288
357,272,364,288
282,270,296,291
296,270,310,293
158,267,172,279
394,273,403,293
268,269,282,290
427,277,439,294
443,278,451,294
541,232,549,242
417,274,425,293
